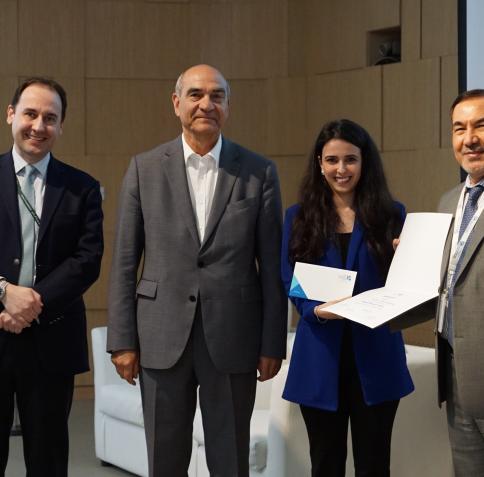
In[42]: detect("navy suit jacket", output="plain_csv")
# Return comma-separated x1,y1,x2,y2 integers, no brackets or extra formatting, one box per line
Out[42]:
281,204,414,411
0,150,103,376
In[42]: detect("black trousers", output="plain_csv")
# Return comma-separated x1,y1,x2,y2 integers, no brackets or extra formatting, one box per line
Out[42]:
300,324,399,477
0,329,74,477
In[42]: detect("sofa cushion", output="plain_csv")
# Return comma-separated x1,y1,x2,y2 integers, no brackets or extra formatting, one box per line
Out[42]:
193,409,269,471
99,383,144,427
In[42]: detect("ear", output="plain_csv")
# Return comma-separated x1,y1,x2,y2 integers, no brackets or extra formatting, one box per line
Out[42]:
172,93,181,117
6,105,14,125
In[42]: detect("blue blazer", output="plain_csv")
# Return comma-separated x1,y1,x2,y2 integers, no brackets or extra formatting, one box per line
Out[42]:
281,204,414,411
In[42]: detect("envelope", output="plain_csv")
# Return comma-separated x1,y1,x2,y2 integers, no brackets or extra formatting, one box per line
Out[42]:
289,262,357,302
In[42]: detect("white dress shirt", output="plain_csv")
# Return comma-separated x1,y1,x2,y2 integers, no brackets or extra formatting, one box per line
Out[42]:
182,134,222,241
13,147,50,283
12,147,50,219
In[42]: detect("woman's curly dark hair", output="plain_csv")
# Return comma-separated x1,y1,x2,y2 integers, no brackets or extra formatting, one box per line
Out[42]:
289,119,403,275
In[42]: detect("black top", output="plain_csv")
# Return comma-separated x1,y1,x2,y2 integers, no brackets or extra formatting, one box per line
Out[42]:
336,232,352,266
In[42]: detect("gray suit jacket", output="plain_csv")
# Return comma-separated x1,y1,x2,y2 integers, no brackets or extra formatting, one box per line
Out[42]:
107,136,287,373
392,182,484,417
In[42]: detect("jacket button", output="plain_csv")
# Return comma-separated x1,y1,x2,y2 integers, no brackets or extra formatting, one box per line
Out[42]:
13,258,20,266
189,295,197,302
197,260,204,268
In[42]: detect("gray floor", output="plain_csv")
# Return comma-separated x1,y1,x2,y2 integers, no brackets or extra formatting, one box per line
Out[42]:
6,400,138,477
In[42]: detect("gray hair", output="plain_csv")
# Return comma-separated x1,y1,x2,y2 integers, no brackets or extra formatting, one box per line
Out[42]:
174,70,231,99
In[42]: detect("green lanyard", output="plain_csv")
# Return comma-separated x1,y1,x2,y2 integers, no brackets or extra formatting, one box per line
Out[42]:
16,176,41,227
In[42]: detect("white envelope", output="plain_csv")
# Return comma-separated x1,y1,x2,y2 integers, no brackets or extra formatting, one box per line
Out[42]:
289,262,357,302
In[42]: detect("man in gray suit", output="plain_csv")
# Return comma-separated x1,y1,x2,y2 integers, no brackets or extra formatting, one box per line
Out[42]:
107,64,287,477
393,89,484,476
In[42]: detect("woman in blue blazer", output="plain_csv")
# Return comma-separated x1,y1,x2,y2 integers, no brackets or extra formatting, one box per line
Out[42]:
281,119,414,477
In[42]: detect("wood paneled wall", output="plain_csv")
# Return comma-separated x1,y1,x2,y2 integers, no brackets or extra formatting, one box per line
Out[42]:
0,0,459,389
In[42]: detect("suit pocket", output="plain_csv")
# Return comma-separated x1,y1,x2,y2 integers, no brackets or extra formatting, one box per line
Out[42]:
136,279,158,298
226,197,258,212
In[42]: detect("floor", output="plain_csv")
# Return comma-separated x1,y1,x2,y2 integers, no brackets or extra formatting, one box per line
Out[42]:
6,399,137,477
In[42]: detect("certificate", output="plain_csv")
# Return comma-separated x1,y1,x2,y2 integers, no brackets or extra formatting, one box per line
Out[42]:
289,262,357,302
324,212,453,328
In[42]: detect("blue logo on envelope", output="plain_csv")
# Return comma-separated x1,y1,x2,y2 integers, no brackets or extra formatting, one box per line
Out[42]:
290,275,307,299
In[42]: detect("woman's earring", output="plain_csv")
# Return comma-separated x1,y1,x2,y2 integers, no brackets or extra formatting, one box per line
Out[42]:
321,168,325,176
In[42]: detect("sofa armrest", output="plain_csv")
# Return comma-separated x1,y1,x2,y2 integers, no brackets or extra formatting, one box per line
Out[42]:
92,326,123,390
262,364,310,477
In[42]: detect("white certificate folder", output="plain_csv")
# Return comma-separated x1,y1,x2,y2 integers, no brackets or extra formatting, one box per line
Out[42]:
289,262,357,302
324,213,453,328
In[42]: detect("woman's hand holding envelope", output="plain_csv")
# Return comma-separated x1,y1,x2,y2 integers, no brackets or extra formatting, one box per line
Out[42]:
314,297,350,321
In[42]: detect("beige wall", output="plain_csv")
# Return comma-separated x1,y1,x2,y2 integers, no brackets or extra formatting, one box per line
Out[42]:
0,0,459,388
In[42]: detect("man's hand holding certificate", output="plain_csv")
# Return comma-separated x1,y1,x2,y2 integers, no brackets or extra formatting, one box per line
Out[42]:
324,212,452,328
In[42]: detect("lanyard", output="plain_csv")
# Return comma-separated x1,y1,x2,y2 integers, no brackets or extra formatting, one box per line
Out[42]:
16,176,41,227
437,186,484,333
446,185,484,287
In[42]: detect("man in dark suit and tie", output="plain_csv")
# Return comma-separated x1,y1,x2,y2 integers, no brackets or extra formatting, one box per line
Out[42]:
0,77,103,476
393,89,484,476
108,64,287,477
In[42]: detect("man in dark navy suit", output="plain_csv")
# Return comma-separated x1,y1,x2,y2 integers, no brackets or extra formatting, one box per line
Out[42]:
0,77,103,477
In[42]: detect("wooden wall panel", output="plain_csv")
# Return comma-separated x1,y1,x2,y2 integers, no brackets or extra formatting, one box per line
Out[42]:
82,154,131,309
383,59,440,151
287,0,307,77
383,148,459,212
51,77,86,157
18,0,84,77
364,0,400,31
86,1,189,79
229,0,288,78
307,67,382,150
86,79,180,156
421,0,458,59
289,0,366,75
267,77,307,156
441,55,458,149
0,0,18,76
403,321,434,347
271,155,306,211
0,77,18,153
223,80,268,155
186,3,233,76
401,0,421,61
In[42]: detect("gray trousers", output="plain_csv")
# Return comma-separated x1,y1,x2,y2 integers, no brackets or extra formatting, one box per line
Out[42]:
140,307,257,477
445,344,484,477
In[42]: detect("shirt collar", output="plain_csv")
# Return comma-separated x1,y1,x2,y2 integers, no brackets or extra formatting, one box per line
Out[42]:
12,147,50,178
181,134,222,168
464,175,484,190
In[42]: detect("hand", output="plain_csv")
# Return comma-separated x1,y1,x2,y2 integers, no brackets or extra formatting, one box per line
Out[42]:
392,238,400,251
111,350,140,385
257,356,282,382
313,297,349,321
0,311,30,334
1,284,43,323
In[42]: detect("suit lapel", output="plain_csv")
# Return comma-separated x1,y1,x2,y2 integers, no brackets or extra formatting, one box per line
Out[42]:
455,211,484,282
38,157,65,245
162,138,200,246
0,151,21,242
201,138,240,250
439,185,461,284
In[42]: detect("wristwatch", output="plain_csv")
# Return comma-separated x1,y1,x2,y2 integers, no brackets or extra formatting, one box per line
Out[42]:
0,277,8,301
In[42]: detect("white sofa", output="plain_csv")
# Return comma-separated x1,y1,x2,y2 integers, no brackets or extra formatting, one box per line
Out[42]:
92,327,452,476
